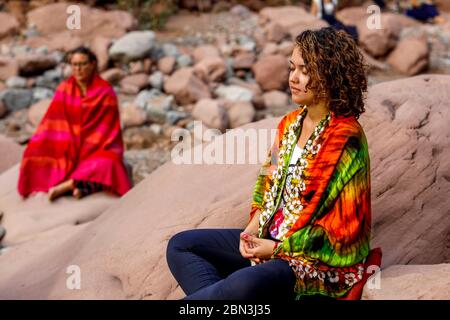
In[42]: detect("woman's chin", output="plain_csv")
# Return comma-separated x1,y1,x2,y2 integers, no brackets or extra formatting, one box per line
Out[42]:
291,96,306,105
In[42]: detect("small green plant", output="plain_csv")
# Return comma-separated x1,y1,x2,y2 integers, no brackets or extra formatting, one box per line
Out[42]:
117,0,177,30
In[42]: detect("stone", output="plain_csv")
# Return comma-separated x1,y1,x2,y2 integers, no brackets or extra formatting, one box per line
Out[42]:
192,98,229,132
362,264,450,300
119,73,149,95
262,90,289,110
0,100,6,119
357,13,404,57
193,56,227,83
109,31,156,63
15,54,57,76
214,85,254,103
146,95,174,124
91,36,111,72
163,68,211,105
134,89,163,109
123,126,157,149
32,87,54,104
166,110,189,125
252,54,289,91
192,45,221,63
232,52,255,70
100,68,126,85
0,89,33,112
149,71,164,90
25,31,84,52
387,37,429,76
27,98,51,127
176,54,193,68
0,12,20,39
264,22,288,43
0,57,19,81
5,76,27,89
259,6,327,39
158,56,176,75
260,42,279,56
120,102,148,128
0,135,23,174
227,101,256,128
26,3,137,44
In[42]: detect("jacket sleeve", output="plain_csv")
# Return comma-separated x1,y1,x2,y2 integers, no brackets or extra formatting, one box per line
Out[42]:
272,135,372,267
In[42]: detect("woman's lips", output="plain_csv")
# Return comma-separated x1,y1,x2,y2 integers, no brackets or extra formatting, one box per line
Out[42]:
290,87,303,94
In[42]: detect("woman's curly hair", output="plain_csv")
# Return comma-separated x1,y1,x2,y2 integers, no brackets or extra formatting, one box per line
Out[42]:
295,27,369,119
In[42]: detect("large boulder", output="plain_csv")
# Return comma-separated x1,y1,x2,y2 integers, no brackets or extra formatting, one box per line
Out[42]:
109,31,156,63
252,54,289,91
0,136,23,174
258,6,328,39
0,75,448,299
26,3,137,46
387,37,429,75
362,264,450,300
357,13,405,57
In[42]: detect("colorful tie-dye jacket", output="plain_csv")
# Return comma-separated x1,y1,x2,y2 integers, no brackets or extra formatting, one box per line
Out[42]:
249,107,371,299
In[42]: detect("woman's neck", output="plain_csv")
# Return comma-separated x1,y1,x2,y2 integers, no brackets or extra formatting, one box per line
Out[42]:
305,100,329,125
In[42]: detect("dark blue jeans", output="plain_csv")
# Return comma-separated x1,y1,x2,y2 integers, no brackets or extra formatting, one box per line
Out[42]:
166,228,297,300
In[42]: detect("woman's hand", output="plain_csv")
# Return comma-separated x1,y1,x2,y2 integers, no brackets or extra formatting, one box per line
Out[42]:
240,233,278,261
239,232,255,260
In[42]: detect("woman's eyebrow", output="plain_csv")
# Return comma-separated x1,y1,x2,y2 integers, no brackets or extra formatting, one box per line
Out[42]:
289,60,305,67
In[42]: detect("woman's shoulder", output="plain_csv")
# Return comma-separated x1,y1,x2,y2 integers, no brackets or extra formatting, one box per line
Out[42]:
329,114,368,145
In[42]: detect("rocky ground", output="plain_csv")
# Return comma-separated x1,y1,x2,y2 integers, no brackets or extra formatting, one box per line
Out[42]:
1,2,449,185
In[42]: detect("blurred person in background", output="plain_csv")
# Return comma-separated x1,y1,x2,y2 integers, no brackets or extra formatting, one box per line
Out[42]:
405,0,445,24
310,0,359,42
18,47,132,201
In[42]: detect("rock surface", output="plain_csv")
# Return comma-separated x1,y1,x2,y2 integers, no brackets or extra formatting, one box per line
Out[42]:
0,75,449,299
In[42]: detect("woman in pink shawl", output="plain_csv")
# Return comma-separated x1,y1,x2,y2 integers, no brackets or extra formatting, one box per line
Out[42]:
18,47,132,201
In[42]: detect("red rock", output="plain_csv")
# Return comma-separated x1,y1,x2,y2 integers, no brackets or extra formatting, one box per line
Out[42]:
158,56,176,75
163,67,211,105
0,56,19,81
15,54,57,76
357,13,409,57
232,52,255,69
259,6,327,39
101,68,126,85
120,102,148,128
262,90,289,109
0,99,7,119
252,54,289,91
227,101,255,128
0,12,20,39
26,3,137,45
192,98,229,131
387,37,429,75
193,56,227,83
25,31,84,52
120,73,149,95
192,44,221,63
91,35,111,72
264,21,288,43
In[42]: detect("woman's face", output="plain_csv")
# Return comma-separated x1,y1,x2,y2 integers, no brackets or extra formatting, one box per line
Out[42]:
289,47,316,106
70,53,95,84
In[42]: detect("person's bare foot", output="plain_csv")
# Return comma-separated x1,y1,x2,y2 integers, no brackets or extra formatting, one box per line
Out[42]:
72,188,82,199
48,179,75,202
